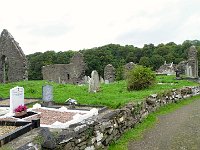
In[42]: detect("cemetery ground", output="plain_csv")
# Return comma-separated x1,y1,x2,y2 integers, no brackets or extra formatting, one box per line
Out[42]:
0,75,198,109
0,75,199,149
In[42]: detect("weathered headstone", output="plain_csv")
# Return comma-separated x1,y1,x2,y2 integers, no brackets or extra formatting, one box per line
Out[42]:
104,64,115,83
88,77,94,92
42,85,53,103
84,75,88,84
10,86,24,113
124,62,136,79
88,70,100,92
100,76,104,84
175,69,181,80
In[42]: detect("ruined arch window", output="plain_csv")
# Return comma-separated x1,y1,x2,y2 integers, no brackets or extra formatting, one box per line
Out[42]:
1,55,9,83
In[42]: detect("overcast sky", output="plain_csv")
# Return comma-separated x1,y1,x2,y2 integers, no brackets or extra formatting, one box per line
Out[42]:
0,0,200,55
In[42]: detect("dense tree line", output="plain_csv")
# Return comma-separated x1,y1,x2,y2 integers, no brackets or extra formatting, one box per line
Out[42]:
27,40,200,80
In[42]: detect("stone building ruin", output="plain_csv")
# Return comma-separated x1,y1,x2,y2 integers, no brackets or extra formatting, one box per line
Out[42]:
0,29,28,83
177,46,198,78
42,52,86,84
156,61,176,75
187,46,198,78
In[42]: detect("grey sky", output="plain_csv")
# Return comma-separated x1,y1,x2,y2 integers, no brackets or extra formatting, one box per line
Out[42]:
0,0,200,54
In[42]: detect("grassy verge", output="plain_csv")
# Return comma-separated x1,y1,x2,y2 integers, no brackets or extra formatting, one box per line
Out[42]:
0,76,198,108
108,94,200,150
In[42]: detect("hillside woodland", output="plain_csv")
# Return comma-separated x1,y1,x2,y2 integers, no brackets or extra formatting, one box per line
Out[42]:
27,40,200,80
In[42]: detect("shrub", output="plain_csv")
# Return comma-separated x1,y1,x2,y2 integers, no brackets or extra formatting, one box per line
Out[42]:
127,65,156,91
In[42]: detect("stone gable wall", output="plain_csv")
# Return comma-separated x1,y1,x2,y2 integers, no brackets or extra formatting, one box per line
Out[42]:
0,29,28,83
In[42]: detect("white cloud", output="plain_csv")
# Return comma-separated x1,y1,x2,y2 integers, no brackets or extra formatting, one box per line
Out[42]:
0,0,200,54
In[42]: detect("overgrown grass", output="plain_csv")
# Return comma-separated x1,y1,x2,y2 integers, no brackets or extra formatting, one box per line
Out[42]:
108,95,200,150
0,76,198,108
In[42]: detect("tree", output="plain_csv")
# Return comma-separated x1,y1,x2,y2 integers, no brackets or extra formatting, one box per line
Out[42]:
150,55,165,70
139,56,151,67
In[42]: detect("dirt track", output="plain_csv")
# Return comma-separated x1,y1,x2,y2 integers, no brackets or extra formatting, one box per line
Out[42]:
128,99,200,150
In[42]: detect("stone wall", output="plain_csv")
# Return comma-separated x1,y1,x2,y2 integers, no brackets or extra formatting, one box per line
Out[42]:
187,46,198,78
42,52,86,84
27,86,200,150
177,46,198,78
0,29,28,83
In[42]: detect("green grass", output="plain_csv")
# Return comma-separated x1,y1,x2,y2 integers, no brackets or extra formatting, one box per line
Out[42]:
108,94,200,150
0,75,198,108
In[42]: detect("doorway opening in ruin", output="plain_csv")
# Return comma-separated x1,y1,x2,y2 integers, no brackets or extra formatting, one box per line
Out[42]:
67,74,70,80
1,55,9,83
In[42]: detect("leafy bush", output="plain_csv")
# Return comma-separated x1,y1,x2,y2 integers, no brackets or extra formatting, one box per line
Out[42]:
127,65,156,91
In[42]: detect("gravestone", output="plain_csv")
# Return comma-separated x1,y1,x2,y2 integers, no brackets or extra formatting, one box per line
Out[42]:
104,64,115,83
88,70,100,92
42,85,53,106
88,78,94,92
175,69,181,80
124,62,136,79
105,80,109,84
100,76,104,84
10,86,24,113
84,75,88,84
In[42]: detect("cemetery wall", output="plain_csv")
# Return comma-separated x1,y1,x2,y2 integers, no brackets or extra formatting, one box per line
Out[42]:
38,86,200,150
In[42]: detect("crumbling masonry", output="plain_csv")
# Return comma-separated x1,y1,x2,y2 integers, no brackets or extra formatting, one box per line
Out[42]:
42,52,86,84
0,29,28,83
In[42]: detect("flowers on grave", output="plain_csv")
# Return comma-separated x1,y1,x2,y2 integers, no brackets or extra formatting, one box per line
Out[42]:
14,105,27,113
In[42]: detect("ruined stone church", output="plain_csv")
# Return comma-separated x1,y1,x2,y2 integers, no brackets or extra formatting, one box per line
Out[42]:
0,29,28,83
42,52,86,84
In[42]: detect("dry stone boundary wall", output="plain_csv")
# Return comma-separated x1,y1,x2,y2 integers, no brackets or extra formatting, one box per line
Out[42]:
17,86,200,150
45,86,200,150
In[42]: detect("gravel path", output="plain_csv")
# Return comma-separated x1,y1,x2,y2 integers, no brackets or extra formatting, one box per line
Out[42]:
128,99,200,150
0,126,21,136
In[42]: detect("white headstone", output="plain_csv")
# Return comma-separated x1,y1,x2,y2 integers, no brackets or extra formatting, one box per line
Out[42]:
10,86,24,113
88,70,100,92
88,78,95,92
105,80,109,84
88,76,91,83
42,85,53,102
84,75,88,84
